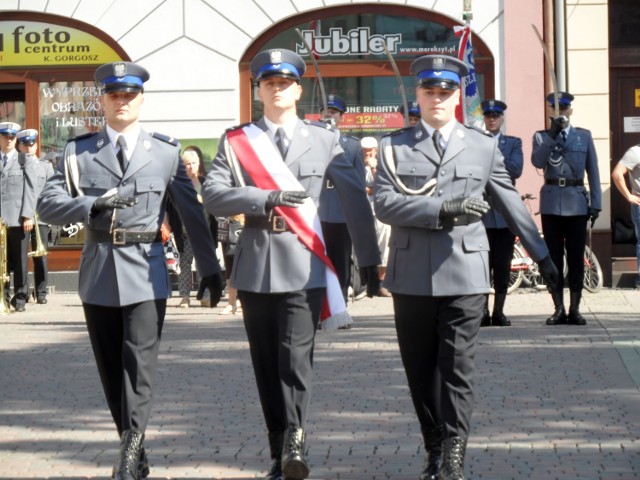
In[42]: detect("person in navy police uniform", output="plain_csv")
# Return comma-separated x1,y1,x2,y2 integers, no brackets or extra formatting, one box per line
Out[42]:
374,55,560,480
37,61,223,480
479,100,523,327
531,92,602,326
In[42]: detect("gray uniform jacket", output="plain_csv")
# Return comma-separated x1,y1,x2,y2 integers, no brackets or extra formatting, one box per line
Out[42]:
34,159,55,225
318,134,366,223
202,117,381,293
37,129,219,307
531,126,602,216
374,122,548,297
1,149,37,227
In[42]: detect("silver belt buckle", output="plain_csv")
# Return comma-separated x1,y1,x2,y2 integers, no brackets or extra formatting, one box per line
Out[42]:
558,178,566,187
272,216,287,232
113,229,126,245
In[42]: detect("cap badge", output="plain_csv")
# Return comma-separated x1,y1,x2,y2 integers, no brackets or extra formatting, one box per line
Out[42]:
433,57,445,70
97,139,104,148
270,50,282,65
114,63,127,78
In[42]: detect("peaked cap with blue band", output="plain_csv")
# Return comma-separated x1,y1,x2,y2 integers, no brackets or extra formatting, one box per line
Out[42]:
481,99,507,114
399,101,421,117
326,94,347,113
546,91,574,107
16,129,38,144
250,49,306,82
0,122,21,136
410,55,469,90
94,61,150,93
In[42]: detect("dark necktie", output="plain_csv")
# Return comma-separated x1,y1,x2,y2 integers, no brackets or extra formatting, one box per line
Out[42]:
432,130,445,158
2,154,7,169
560,130,567,144
116,135,127,172
275,127,288,159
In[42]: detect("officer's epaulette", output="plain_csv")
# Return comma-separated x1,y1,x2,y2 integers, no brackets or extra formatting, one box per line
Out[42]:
68,131,97,143
574,126,590,133
150,132,179,146
304,119,337,131
386,126,413,137
465,124,493,137
225,122,252,133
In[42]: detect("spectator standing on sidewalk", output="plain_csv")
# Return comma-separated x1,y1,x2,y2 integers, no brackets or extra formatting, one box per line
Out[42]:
612,144,640,289
219,213,244,315
374,54,560,480
532,92,602,325
479,100,523,327
37,61,223,480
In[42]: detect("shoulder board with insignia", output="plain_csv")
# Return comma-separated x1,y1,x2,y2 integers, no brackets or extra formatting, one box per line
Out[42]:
225,122,252,133
465,124,493,137
574,127,590,133
305,119,336,131
151,132,179,146
68,131,97,143
387,126,413,137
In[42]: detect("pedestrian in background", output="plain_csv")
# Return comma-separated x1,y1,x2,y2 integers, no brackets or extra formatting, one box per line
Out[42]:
532,92,602,325
202,48,381,480
479,100,523,327
17,128,54,304
399,101,421,127
374,54,559,480
612,144,640,289
37,61,223,480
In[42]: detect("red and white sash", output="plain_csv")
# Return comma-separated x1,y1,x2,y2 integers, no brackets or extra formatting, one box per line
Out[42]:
226,123,351,330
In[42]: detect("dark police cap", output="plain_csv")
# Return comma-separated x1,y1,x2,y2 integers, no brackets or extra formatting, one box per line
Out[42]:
16,129,38,144
546,91,574,107
410,55,469,90
326,94,346,113
399,101,421,117
250,49,306,82
94,62,150,93
481,99,507,115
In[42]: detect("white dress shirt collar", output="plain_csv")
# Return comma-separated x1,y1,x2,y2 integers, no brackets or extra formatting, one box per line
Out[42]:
106,125,141,161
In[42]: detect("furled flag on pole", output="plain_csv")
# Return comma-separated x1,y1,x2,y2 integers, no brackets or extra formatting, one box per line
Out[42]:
454,24,484,129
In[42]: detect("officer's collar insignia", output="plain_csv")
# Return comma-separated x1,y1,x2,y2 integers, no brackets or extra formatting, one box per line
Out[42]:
97,138,104,148
457,129,465,139
415,130,423,140
144,139,151,150
301,128,308,137
114,63,127,78
270,50,282,64
433,57,445,70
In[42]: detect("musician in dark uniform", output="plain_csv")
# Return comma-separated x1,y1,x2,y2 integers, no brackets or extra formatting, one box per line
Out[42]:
37,61,223,480
479,100,523,327
318,94,367,304
374,55,560,480
531,92,602,326
202,49,381,480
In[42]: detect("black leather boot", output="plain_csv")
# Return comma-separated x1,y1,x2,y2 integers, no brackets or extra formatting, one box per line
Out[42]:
480,297,491,327
545,290,567,325
265,432,284,480
138,447,149,479
113,429,144,480
281,427,310,480
491,292,511,326
567,290,587,325
420,425,443,480
439,436,467,480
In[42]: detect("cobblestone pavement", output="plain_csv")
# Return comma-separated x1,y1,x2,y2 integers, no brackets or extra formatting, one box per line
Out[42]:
0,288,639,479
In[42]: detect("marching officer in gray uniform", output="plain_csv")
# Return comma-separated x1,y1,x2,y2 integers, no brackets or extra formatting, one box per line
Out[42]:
532,92,601,326
0,121,36,312
318,93,367,303
374,55,560,480
17,129,54,304
202,49,381,480
37,61,223,480
479,100,524,327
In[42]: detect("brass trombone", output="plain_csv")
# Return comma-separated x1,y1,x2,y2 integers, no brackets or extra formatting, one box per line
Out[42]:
0,218,12,315
28,212,48,258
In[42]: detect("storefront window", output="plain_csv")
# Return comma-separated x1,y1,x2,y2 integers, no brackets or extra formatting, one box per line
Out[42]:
0,85,26,128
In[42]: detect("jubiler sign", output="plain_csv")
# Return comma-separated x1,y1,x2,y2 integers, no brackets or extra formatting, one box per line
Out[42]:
0,20,121,66
296,27,402,56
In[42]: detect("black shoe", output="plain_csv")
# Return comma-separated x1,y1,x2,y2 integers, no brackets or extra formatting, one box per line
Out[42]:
37,297,48,304
265,431,283,480
545,308,567,325
420,425,443,480
491,312,511,327
567,291,587,325
440,436,466,480
282,427,310,480
138,447,149,479
113,429,144,480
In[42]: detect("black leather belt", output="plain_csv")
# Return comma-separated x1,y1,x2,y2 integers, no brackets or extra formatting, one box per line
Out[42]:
545,178,584,187
86,229,161,245
442,215,482,229
244,215,291,232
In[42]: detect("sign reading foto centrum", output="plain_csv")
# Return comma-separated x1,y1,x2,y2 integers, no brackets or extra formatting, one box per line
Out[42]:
0,20,121,66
